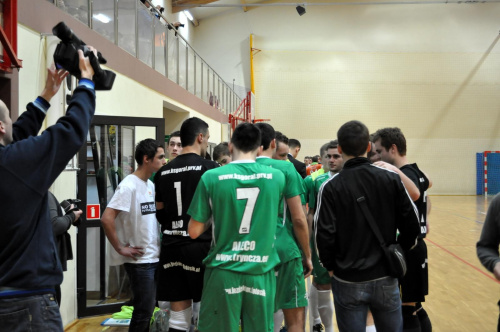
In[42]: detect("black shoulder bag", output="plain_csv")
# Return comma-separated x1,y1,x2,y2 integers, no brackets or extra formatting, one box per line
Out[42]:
351,187,407,278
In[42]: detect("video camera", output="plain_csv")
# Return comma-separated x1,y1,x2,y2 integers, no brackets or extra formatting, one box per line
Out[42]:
52,22,116,90
60,198,82,226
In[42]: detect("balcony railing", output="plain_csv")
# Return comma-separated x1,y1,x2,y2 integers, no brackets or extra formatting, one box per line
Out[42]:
48,0,242,115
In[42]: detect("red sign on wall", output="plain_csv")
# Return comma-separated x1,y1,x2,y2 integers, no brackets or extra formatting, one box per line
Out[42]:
87,204,101,220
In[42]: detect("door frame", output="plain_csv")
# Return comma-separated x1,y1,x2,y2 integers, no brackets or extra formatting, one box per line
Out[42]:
76,115,164,317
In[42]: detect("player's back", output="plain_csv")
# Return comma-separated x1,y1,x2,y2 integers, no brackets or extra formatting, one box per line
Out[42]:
196,161,285,274
155,152,218,245
400,163,429,237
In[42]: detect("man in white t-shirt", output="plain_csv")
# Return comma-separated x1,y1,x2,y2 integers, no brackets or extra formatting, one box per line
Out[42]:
102,139,166,332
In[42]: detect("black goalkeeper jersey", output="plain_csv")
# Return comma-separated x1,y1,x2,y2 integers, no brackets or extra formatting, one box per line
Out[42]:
155,153,218,246
400,163,430,238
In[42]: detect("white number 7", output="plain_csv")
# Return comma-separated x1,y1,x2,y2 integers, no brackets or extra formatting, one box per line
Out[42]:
237,187,260,234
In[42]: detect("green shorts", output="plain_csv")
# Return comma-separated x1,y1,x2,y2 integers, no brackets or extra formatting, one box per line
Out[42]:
312,244,331,285
198,268,275,332
274,257,308,311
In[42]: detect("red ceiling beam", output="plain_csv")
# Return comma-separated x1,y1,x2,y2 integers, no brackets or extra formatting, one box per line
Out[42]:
0,0,22,72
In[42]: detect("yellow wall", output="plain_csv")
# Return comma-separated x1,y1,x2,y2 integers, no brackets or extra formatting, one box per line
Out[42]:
254,50,500,194
18,25,48,115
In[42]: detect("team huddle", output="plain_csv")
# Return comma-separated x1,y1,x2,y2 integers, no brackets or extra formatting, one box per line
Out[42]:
102,117,432,332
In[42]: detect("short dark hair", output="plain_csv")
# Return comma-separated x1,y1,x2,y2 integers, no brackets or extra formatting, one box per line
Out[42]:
326,140,338,150
312,156,319,162
337,120,370,157
255,123,275,150
275,131,289,147
231,123,261,153
319,142,331,157
213,142,230,161
372,127,407,156
289,139,301,149
367,141,379,161
135,139,163,165
180,117,208,147
168,131,181,145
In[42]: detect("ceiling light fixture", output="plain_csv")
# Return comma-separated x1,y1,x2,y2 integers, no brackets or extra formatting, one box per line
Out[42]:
92,13,111,23
296,5,306,16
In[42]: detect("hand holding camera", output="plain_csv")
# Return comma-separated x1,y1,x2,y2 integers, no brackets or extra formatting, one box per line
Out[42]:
60,199,83,227
78,47,97,80
52,21,116,90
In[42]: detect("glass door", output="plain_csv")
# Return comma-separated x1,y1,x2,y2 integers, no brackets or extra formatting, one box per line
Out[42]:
76,115,164,317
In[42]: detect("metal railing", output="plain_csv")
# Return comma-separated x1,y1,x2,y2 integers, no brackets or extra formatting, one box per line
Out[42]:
48,0,242,115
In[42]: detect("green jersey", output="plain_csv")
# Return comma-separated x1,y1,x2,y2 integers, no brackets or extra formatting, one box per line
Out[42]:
310,172,334,210
188,160,285,274
305,169,324,207
311,168,325,181
304,175,314,206
256,157,305,263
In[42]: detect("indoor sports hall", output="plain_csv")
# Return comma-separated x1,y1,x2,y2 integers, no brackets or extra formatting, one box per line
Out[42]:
4,0,500,331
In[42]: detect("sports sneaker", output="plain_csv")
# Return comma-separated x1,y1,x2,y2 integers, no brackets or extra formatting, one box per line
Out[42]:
312,323,324,332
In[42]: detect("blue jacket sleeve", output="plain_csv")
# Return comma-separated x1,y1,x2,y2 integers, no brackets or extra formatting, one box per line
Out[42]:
1,81,95,196
12,97,49,142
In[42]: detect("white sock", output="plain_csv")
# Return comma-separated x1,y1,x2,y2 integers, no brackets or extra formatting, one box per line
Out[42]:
309,285,321,325
274,310,284,332
318,289,334,332
169,306,192,331
192,301,200,326
366,325,377,332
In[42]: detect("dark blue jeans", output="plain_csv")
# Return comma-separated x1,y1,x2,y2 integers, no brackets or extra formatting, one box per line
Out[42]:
332,276,402,332
124,262,159,332
0,293,63,332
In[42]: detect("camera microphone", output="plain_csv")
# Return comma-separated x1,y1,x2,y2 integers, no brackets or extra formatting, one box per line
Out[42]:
52,22,84,48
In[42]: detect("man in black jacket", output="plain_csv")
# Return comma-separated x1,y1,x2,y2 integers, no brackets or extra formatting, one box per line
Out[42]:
0,49,95,331
315,120,420,332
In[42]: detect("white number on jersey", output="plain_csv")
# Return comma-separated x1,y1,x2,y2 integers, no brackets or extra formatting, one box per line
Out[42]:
237,187,260,234
174,181,182,216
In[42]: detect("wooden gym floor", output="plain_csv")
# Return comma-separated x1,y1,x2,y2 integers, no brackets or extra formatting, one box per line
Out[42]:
66,195,500,331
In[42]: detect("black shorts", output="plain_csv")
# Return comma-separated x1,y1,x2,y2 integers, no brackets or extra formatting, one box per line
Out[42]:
157,241,210,302
400,238,428,303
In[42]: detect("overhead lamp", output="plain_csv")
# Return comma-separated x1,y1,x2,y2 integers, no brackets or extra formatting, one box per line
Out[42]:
296,5,306,16
93,13,111,23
